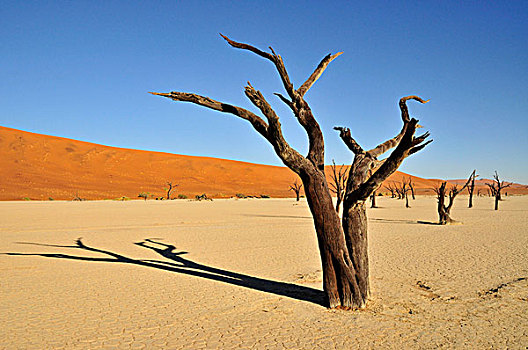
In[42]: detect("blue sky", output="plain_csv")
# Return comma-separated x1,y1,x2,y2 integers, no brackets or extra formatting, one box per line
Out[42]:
2,1,527,183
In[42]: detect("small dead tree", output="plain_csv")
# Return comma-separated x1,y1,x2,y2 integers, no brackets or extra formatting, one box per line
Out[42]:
408,177,416,200
384,183,396,198
152,35,431,309
402,179,411,208
433,172,473,224
486,171,511,210
290,180,303,202
165,181,178,200
329,160,348,213
466,170,477,208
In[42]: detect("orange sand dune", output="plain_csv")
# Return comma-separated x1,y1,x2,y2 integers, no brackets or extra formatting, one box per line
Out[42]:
1,126,526,200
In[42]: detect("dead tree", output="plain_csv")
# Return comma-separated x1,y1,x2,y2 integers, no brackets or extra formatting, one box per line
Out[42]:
329,160,348,213
402,179,411,208
408,177,416,200
384,183,396,198
486,171,511,210
433,172,473,224
290,180,303,202
151,35,431,309
166,181,178,200
466,170,477,208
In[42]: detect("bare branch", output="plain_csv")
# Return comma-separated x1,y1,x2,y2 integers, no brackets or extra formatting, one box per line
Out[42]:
243,84,307,172
369,96,429,157
149,92,269,138
219,33,274,61
348,118,431,201
220,34,324,169
274,93,295,111
399,95,430,123
334,126,364,155
298,52,343,97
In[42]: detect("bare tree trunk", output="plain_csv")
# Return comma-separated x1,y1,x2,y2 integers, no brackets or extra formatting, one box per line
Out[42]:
408,177,415,200
370,191,377,208
302,171,366,308
152,35,432,309
434,172,473,224
405,191,410,208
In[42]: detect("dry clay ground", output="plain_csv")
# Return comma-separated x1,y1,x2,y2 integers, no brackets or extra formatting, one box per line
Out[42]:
1,196,527,349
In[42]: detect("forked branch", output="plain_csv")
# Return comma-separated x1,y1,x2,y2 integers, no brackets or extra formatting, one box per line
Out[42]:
334,127,364,155
368,96,429,157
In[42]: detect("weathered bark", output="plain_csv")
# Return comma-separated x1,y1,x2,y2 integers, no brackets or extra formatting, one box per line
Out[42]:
486,171,511,211
290,181,303,201
151,35,432,309
336,96,432,306
370,191,377,208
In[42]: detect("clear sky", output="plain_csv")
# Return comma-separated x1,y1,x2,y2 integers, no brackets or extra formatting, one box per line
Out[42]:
2,1,527,183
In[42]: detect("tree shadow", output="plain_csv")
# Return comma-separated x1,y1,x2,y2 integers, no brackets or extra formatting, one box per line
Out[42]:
5,238,326,307
240,214,312,219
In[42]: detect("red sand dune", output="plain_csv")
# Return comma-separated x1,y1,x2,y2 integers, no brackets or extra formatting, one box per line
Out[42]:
1,126,526,200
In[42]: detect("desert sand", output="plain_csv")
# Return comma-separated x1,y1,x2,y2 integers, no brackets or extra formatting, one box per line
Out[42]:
1,195,527,349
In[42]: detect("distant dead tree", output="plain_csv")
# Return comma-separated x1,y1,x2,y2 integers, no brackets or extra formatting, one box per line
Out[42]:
486,171,511,210
398,179,411,208
433,172,473,224
408,177,416,200
151,34,431,309
289,180,303,202
393,182,403,199
384,183,396,198
466,170,477,208
328,160,348,213
165,182,178,200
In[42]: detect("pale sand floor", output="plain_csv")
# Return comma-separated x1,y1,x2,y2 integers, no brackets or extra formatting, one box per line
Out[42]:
1,196,527,349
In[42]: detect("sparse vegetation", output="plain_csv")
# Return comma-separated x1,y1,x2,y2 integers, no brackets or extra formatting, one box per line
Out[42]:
195,193,212,201
236,193,247,199
177,194,188,199
138,192,150,201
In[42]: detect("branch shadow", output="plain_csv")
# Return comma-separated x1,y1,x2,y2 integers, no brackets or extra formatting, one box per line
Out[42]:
370,218,436,225
4,238,326,307
240,214,312,219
